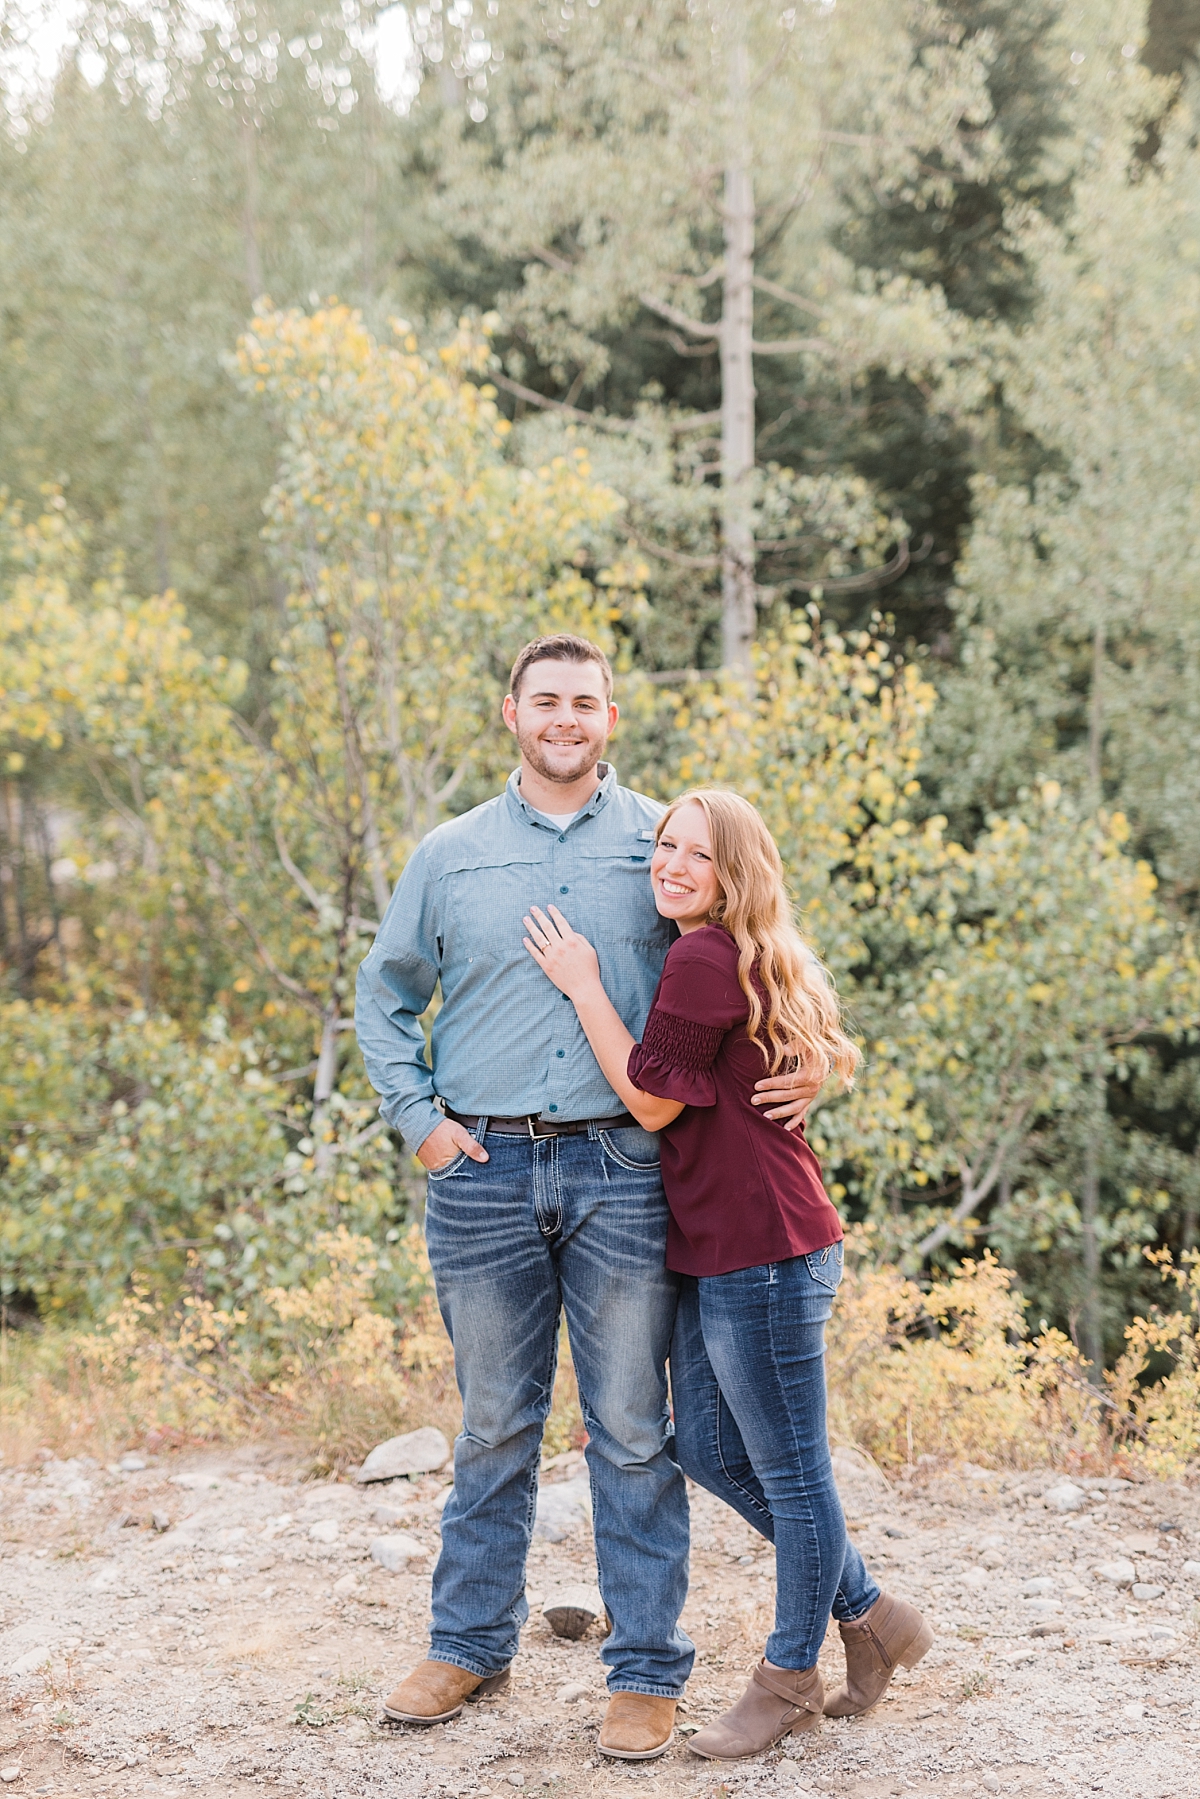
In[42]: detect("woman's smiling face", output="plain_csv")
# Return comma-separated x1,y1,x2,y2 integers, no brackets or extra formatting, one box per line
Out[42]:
650,800,721,933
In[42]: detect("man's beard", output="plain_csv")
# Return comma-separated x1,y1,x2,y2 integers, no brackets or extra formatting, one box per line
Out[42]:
516,723,607,786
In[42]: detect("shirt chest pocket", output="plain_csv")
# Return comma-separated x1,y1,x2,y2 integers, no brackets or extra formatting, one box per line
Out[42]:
442,852,550,960
563,841,662,944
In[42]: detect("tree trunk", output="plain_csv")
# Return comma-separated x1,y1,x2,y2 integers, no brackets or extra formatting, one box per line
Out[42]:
311,1002,340,1177
719,25,756,673
1079,1057,1106,1380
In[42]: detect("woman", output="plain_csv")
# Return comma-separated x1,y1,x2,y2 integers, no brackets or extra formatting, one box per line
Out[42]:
522,788,931,1760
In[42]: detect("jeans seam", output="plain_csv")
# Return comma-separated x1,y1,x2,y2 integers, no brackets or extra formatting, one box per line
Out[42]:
763,1271,827,1665
713,1398,773,1524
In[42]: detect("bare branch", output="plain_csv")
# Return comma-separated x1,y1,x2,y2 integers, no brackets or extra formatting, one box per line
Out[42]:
673,410,722,432
638,292,719,340
633,531,720,571
750,335,832,356
529,244,575,274
789,537,929,595
490,372,639,435
204,857,323,1014
273,819,324,914
751,274,825,319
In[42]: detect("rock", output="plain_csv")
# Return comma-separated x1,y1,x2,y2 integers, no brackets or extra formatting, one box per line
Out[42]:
332,1573,359,1597
118,1452,147,1472
1044,1480,1087,1513
370,1503,409,1527
1132,1583,1164,1600
150,1512,171,1533
543,1583,605,1640
961,1567,989,1590
0,1767,21,1785
370,1533,426,1572
505,1774,525,1789
979,1548,1005,1569
1120,1532,1159,1554
533,1476,592,1543
1122,1701,1146,1721
1093,1558,1137,1588
1025,1598,1063,1616
556,1681,593,1704
308,1519,339,1544
981,1778,1001,1794
978,1532,1005,1550
433,1486,453,1512
1021,1576,1057,1596
6,1648,51,1678
1030,1622,1066,1637
356,1427,451,1484
1182,1560,1200,1579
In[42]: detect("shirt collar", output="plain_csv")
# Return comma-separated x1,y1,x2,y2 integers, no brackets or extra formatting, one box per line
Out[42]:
507,762,615,830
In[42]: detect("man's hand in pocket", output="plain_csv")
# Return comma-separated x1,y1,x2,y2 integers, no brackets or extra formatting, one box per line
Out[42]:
417,1119,490,1171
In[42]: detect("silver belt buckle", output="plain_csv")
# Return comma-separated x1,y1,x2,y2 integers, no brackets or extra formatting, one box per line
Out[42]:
527,1114,556,1140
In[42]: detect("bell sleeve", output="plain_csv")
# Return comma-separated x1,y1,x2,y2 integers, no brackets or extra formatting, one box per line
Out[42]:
626,934,748,1108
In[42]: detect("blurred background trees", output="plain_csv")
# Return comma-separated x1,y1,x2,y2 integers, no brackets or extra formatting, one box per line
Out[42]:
3,0,1200,1377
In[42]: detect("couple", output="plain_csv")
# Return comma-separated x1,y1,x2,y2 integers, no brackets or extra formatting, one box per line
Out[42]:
355,634,931,1763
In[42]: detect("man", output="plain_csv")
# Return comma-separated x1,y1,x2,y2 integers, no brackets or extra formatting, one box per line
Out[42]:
355,634,814,1761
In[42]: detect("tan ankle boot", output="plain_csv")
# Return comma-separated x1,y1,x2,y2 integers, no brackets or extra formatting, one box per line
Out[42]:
597,1693,677,1760
383,1659,511,1723
688,1660,823,1760
823,1591,934,1717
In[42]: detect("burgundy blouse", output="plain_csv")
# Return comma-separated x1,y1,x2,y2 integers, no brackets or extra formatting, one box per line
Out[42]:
627,924,843,1277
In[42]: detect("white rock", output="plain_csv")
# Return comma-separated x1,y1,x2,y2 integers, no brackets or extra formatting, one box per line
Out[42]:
556,1681,592,1704
1181,1559,1200,1579
979,1548,1005,1570
118,1453,147,1472
961,1567,989,1590
1025,1598,1063,1616
1093,1558,1137,1587
433,1486,453,1512
370,1503,409,1527
6,1648,51,1678
1147,1625,1178,1641
0,1767,20,1785
533,1476,592,1543
308,1519,339,1544
1122,1701,1146,1721
505,1774,525,1789
332,1573,359,1596
370,1533,426,1572
1044,1480,1088,1513
356,1427,451,1484
1021,1576,1057,1596
1131,1582,1164,1600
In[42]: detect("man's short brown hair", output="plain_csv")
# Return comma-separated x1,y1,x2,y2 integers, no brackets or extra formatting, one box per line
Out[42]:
509,634,613,701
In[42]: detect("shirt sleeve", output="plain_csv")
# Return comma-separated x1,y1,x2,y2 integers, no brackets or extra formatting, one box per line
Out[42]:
354,840,445,1154
626,935,747,1108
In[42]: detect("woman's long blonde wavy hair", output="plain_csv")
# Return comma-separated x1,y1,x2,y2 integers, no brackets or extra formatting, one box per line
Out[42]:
656,789,861,1086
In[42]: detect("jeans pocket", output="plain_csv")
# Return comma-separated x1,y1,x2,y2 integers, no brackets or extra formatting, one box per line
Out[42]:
804,1240,844,1292
598,1126,661,1172
426,1151,468,1181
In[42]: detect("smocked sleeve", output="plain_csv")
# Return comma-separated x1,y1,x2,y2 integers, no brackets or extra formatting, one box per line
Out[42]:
626,934,747,1107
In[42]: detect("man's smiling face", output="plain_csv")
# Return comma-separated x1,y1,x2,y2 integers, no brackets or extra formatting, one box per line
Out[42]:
502,658,618,786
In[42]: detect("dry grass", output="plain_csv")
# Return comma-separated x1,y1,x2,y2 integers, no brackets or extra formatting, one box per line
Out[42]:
2,1227,1197,1481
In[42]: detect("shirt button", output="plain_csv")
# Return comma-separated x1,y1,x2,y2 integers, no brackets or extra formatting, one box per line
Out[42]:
559,885,569,894
556,1049,565,1058
548,1103,558,1112
558,834,566,842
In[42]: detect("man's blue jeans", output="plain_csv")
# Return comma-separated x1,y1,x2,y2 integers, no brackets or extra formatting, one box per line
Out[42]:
422,1121,694,1697
670,1243,880,1669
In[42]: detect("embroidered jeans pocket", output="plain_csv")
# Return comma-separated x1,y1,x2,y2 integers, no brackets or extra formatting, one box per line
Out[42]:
804,1240,844,1292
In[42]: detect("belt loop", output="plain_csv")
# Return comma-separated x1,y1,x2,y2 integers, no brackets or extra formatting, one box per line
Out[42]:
587,1120,600,1141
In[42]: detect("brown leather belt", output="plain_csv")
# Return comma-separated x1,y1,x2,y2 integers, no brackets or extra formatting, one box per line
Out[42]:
445,1107,640,1139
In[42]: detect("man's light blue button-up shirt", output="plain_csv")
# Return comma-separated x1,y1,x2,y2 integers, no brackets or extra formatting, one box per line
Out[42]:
355,764,672,1153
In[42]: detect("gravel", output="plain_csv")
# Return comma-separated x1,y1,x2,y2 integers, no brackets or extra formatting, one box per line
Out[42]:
1,1446,1198,1798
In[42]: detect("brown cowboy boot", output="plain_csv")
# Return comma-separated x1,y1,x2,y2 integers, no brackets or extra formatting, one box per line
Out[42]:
597,1693,677,1760
688,1659,823,1760
383,1659,511,1724
823,1591,934,1717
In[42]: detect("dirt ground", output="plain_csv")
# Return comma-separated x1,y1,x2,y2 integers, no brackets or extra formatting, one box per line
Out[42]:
2,1442,1199,1799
